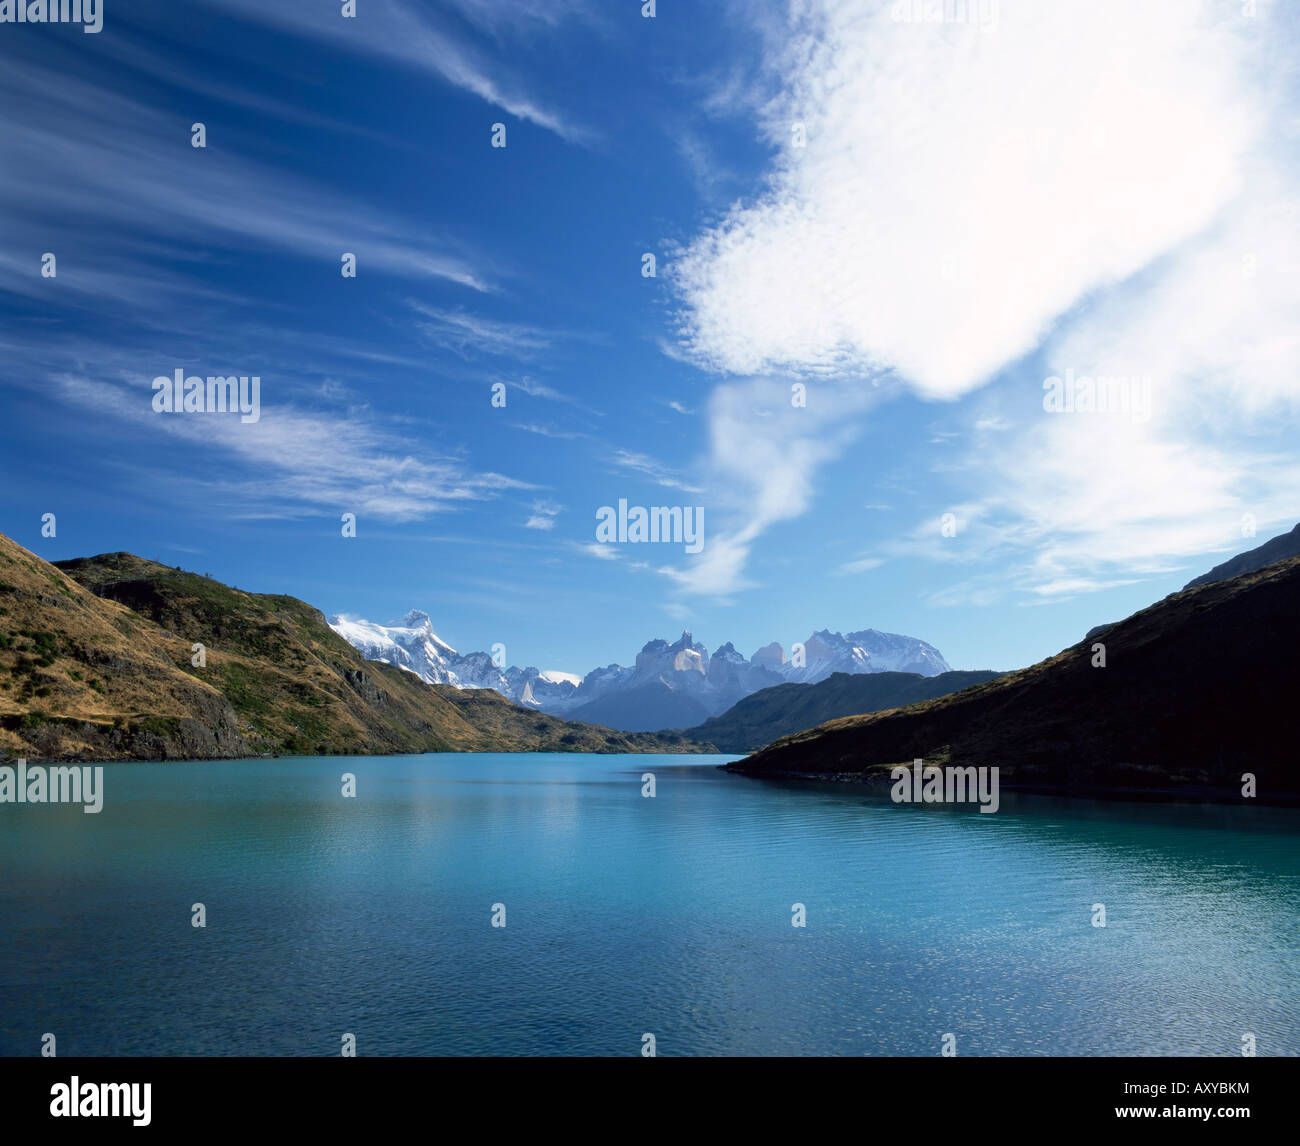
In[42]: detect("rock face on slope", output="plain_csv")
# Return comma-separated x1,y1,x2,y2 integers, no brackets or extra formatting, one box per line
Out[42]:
0,534,705,762
728,557,1300,802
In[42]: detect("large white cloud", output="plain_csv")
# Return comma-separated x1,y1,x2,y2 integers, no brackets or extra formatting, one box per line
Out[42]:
677,0,1263,396
668,0,1296,597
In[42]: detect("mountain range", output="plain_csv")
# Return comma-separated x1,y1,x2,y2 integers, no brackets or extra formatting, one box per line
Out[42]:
328,614,952,732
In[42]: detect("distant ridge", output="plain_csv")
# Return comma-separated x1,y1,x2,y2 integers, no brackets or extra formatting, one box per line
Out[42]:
680,669,1002,754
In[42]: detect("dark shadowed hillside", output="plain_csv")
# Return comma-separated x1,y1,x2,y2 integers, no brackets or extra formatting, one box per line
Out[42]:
728,556,1300,801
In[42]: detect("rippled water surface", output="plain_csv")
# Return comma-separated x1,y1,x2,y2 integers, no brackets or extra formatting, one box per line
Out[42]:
1,754,1297,1055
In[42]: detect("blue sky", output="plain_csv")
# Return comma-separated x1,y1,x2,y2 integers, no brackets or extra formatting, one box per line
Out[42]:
2,0,1298,677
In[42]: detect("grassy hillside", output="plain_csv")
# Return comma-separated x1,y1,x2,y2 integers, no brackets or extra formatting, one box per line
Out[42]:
0,534,706,761
681,669,1001,753
729,556,1300,800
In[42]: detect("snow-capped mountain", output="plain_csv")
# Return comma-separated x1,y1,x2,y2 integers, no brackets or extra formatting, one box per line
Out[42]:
329,610,463,684
778,628,952,682
330,611,951,732
560,629,951,730
326,610,579,708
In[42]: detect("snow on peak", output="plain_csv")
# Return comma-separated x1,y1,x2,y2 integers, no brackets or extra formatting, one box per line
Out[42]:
330,612,952,731
328,610,580,707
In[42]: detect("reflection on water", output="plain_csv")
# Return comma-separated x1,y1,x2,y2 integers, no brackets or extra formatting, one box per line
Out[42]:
1,754,1296,1056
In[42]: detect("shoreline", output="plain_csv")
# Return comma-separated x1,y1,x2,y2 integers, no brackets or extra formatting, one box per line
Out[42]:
0,746,731,765
718,763,1300,808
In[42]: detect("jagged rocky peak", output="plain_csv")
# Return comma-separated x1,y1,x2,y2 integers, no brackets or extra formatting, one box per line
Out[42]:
636,631,708,675
707,641,784,699
671,631,708,673
783,627,951,678
751,641,786,667
794,630,866,675
712,641,747,664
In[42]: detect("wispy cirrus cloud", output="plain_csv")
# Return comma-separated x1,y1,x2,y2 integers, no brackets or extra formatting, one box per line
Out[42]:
201,0,593,143
513,422,587,440
659,375,886,596
441,0,610,38
14,336,532,523
0,58,489,293
609,449,702,495
409,302,553,358
503,376,602,411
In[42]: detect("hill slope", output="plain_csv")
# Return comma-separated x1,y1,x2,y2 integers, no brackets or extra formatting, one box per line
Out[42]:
728,557,1300,800
1184,521,1300,589
0,535,705,761
1087,520,1300,639
681,669,1001,753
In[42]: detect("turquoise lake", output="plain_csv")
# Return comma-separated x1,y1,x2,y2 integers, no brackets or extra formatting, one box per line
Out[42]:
1,753,1297,1056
